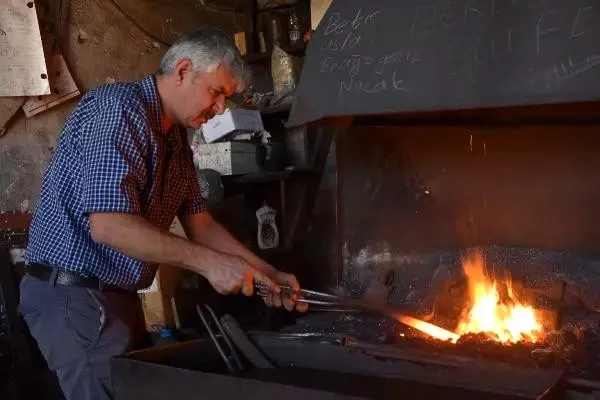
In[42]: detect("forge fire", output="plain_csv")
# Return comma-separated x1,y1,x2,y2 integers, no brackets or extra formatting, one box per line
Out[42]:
402,250,549,345
455,251,545,343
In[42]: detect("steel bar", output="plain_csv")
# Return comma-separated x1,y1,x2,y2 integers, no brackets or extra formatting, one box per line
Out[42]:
204,305,244,371
196,305,237,374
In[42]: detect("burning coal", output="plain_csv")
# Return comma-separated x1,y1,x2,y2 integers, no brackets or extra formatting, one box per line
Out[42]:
455,251,545,343
397,250,547,344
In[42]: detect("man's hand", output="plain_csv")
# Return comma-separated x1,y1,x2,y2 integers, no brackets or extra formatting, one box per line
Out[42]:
179,212,308,312
201,252,308,313
262,271,309,313
202,253,280,296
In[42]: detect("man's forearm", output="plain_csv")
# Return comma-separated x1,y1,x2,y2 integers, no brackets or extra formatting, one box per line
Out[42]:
89,212,221,276
180,213,277,276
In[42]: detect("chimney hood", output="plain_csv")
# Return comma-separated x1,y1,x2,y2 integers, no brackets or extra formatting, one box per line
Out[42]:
288,0,600,128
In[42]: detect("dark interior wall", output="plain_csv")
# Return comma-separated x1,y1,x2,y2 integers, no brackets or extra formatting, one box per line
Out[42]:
338,104,600,286
288,141,338,289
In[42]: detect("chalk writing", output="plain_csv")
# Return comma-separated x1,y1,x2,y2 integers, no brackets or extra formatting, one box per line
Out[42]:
292,0,600,128
321,49,420,77
409,0,598,58
374,50,421,75
323,8,381,36
541,54,600,87
321,55,367,76
426,1,600,81
320,8,380,53
320,31,361,52
339,70,410,97
511,54,600,92
444,32,529,78
410,1,507,39
535,4,559,53
570,6,594,39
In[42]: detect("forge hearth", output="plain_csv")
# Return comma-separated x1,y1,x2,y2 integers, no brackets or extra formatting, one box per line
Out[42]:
294,246,600,383
112,247,600,399
113,326,566,400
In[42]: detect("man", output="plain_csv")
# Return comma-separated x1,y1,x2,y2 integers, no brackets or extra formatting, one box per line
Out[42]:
19,27,306,400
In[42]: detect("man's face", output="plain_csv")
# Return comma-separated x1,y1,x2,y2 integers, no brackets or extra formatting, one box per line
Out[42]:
174,62,237,129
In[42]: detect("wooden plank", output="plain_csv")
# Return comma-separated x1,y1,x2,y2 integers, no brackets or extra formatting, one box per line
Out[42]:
22,53,80,118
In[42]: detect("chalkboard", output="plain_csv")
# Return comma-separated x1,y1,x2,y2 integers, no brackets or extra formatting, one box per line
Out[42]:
288,0,600,127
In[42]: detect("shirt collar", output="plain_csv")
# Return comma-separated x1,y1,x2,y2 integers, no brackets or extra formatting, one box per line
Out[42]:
139,74,166,134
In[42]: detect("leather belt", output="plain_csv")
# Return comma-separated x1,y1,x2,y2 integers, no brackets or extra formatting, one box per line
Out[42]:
26,263,132,294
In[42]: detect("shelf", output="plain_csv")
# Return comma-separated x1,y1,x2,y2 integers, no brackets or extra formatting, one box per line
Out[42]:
243,46,306,64
259,102,293,115
225,169,313,185
240,99,293,116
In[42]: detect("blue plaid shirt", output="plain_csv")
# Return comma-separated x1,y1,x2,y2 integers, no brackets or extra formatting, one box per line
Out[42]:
26,75,206,290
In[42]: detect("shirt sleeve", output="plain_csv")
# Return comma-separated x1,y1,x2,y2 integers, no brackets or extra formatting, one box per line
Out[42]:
178,145,207,216
80,101,148,215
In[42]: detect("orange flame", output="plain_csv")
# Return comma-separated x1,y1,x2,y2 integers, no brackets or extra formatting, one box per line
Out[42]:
393,251,546,344
454,251,544,343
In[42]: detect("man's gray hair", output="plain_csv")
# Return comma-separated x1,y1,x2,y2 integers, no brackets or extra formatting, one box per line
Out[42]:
158,27,252,92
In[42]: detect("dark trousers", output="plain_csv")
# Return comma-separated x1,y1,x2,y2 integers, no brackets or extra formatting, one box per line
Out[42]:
18,274,148,400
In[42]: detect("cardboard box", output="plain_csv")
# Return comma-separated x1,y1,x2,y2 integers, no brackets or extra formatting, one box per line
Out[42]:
194,142,260,176
138,218,187,332
202,108,264,143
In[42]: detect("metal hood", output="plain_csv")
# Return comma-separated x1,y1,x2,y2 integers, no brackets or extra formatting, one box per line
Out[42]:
288,0,600,127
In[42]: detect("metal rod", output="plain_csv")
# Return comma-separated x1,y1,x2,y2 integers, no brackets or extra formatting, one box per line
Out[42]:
567,377,600,390
255,292,343,307
308,307,361,313
196,305,235,374
296,287,340,300
204,305,244,371
255,282,341,300
295,298,343,306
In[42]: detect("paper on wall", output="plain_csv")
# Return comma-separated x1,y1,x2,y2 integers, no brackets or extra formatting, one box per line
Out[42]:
0,1,50,97
22,53,80,117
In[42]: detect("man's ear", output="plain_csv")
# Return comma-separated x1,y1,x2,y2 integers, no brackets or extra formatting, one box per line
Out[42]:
173,59,194,85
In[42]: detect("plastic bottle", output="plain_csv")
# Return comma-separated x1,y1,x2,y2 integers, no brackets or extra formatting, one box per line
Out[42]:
156,327,178,346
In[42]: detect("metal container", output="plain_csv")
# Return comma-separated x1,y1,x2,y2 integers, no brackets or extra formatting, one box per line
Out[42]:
112,334,562,400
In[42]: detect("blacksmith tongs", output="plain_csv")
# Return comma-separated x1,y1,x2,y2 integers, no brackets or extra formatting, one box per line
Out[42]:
254,282,348,308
